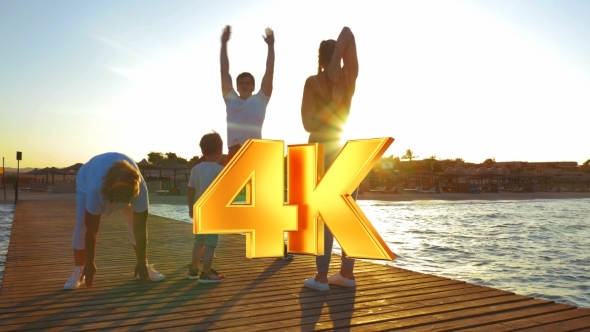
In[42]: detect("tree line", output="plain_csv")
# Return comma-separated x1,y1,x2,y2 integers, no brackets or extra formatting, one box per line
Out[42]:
145,149,590,173
146,152,201,167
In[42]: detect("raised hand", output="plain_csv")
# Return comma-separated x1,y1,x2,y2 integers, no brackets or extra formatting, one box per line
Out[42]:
83,262,97,288
221,25,231,43
135,262,150,284
263,27,274,45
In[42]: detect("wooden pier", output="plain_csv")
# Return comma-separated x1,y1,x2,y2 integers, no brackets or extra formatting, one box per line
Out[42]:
1,200,589,331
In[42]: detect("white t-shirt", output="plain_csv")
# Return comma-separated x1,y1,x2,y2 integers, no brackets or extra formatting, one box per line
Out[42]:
188,162,224,202
224,90,270,148
76,152,148,215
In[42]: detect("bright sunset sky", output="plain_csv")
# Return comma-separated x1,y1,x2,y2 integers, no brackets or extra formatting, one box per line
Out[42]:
1,0,589,169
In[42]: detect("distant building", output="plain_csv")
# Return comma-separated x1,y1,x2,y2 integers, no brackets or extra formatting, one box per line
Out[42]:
528,161,578,172
375,158,581,175
532,168,562,175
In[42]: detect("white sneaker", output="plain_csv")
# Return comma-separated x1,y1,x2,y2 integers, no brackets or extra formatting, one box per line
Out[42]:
328,272,356,287
303,277,329,291
136,264,165,281
64,267,85,290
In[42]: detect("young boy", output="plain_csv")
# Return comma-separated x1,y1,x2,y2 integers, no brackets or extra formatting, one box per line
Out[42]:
186,131,226,283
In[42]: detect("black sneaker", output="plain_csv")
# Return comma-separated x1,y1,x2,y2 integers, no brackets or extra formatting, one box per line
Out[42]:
186,266,200,280
199,268,226,283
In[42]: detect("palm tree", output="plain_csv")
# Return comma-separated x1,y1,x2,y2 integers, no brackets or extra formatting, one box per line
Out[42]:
401,149,418,162
483,158,496,167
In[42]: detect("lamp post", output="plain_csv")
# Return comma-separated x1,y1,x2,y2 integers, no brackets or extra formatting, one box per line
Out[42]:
15,151,21,204
2,157,5,201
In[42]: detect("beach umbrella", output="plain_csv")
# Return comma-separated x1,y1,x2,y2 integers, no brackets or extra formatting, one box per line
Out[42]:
488,173,505,190
582,174,590,192
406,170,431,189
534,173,554,190
136,158,159,179
177,168,192,181
157,162,190,187
37,167,69,184
502,174,519,188
23,168,44,181
62,163,84,174
136,159,158,170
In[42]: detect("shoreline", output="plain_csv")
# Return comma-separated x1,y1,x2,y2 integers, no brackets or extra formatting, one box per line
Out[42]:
357,191,590,202
2,189,590,206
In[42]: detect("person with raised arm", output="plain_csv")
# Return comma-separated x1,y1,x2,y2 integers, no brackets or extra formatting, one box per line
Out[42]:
300,26,359,291
219,25,293,260
220,25,275,164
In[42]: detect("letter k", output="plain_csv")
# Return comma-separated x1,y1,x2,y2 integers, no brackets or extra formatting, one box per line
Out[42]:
287,138,396,260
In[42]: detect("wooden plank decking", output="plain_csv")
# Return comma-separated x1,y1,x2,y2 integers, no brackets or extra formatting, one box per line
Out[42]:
1,200,589,331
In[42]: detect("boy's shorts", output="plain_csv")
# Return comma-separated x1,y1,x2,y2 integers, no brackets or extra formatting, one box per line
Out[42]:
194,234,219,248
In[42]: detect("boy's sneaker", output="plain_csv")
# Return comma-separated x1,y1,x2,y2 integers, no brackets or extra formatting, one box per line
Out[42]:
199,268,226,283
186,266,200,280
64,266,85,290
136,264,165,281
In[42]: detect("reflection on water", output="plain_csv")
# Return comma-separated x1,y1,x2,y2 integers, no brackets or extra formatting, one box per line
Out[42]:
150,198,590,308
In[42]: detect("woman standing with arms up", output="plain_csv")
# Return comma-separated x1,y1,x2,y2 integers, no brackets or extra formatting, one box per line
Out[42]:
301,26,359,291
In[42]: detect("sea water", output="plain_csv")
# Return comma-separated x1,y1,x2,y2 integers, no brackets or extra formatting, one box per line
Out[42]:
0,204,15,288
150,198,590,309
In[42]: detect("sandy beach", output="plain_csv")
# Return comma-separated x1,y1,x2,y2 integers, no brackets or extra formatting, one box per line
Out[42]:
2,188,590,206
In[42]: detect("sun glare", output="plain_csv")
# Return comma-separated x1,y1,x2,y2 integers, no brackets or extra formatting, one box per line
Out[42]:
338,123,351,146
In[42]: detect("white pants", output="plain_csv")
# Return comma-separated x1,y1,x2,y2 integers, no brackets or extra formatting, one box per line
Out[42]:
72,189,138,250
